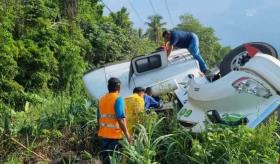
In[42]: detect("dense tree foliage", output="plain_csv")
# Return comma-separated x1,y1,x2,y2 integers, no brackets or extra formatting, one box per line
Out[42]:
0,0,156,110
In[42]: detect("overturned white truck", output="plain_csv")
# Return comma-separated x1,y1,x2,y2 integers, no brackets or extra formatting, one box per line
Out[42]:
83,42,280,132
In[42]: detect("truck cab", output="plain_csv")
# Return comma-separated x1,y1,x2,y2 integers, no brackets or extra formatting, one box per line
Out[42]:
83,49,205,103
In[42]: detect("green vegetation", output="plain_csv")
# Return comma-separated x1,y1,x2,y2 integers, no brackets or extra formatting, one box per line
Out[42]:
1,98,278,163
0,0,156,111
115,114,279,164
0,0,278,163
0,94,99,162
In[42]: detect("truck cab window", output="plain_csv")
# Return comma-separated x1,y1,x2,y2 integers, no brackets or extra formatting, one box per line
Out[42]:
135,55,161,73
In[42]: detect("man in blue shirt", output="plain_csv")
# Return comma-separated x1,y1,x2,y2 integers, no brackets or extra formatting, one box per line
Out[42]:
144,87,161,109
162,30,209,74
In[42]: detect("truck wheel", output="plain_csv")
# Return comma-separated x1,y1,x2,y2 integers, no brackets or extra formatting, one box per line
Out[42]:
220,42,278,76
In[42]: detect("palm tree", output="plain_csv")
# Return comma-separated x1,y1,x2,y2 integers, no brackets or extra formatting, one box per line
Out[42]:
110,7,132,29
137,28,145,38
145,15,166,43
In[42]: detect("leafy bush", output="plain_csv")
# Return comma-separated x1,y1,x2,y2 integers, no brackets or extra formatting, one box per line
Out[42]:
190,122,279,163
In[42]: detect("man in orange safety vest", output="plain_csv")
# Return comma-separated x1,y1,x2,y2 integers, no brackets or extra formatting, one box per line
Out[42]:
97,77,131,164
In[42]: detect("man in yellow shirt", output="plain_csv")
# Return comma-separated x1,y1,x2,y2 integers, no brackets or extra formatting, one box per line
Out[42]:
125,87,145,134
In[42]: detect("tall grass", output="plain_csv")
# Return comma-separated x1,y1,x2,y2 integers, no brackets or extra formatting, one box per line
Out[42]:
0,93,99,162
1,94,279,163
111,114,279,164
110,113,173,164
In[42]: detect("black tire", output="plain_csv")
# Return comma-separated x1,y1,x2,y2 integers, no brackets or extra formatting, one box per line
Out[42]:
220,42,278,76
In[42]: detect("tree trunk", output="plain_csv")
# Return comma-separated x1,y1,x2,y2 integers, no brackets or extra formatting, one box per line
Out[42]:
63,0,77,19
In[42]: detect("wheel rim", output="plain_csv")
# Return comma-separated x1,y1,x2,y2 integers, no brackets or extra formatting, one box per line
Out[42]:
230,51,248,71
